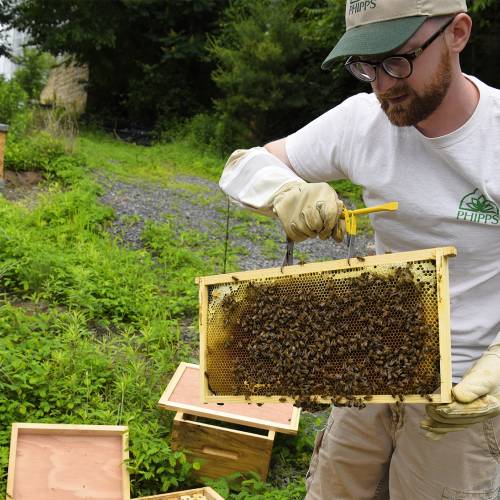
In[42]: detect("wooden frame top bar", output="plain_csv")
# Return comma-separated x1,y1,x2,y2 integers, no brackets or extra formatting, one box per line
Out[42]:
196,246,457,286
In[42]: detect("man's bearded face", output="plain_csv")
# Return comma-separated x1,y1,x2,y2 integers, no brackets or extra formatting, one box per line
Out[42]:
376,48,452,127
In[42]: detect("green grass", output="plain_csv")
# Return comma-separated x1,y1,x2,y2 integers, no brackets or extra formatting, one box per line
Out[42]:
78,129,225,185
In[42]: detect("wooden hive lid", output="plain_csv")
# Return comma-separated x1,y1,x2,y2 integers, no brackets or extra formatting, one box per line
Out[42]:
158,363,300,434
7,423,130,500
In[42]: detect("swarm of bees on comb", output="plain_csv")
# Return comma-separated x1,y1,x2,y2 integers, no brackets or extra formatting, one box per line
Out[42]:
206,263,440,410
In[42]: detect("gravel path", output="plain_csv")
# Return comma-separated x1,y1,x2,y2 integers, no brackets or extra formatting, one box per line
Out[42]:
99,174,375,270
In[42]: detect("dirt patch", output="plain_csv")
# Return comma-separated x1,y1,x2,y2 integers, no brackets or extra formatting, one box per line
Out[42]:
4,170,43,187
2,169,46,206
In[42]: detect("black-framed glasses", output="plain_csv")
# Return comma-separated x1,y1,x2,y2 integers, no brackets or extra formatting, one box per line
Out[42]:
345,16,455,83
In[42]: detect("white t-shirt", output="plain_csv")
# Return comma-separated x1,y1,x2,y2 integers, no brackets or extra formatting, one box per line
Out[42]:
286,76,500,381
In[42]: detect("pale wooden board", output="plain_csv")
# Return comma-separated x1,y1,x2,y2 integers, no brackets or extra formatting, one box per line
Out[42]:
158,363,300,435
132,486,224,500
6,423,130,500
171,412,274,481
198,247,456,405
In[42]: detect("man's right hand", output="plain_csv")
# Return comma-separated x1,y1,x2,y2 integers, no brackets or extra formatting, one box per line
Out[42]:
272,181,345,242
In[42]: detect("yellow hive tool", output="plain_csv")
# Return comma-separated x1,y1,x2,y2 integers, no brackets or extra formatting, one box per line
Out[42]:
342,201,399,258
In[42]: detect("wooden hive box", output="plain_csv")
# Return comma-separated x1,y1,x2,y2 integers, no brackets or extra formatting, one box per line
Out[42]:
197,247,456,405
132,486,224,500
6,423,130,500
158,363,300,481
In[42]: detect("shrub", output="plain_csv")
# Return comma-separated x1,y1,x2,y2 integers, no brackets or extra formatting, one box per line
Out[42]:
0,76,29,125
175,112,234,156
11,47,54,101
4,131,66,172
43,155,87,184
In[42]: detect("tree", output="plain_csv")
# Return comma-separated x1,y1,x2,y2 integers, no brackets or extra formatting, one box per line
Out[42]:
4,0,229,126
209,0,364,148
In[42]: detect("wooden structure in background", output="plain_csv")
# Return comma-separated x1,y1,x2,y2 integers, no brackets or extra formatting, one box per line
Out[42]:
7,423,130,500
158,363,300,481
132,487,224,500
197,247,456,405
0,123,8,184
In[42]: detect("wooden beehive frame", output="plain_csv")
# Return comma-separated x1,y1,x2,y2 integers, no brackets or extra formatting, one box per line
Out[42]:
6,423,130,500
158,362,300,434
197,247,456,405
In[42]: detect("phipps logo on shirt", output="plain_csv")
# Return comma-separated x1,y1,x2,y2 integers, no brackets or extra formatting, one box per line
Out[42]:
457,189,499,225
349,0,377,16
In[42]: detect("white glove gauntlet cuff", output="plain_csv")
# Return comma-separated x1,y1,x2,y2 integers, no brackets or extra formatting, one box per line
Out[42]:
219,147,304,215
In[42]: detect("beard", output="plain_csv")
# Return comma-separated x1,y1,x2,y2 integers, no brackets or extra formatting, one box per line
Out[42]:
376,49,452,127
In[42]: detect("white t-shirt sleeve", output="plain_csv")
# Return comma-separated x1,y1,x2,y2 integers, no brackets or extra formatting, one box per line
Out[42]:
285,93,374,183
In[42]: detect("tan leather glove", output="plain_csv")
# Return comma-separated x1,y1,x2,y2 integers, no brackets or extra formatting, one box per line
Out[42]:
420,344,500,440
272,181,344,243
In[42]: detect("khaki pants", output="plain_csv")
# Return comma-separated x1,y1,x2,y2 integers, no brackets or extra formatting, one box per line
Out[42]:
305,403,500,500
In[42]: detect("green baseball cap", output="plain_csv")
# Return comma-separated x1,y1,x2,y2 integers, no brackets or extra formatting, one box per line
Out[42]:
322,0,468,70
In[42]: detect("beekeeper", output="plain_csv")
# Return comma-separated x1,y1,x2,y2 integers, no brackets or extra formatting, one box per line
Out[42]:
219,0,500,498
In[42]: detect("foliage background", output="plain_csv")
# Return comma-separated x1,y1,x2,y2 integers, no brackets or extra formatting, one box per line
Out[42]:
2,0,498,150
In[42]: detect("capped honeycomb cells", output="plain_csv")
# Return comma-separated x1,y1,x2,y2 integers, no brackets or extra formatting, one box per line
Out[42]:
205,260,441,402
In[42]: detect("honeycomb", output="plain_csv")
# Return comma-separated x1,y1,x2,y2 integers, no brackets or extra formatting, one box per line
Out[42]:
203,258,444,404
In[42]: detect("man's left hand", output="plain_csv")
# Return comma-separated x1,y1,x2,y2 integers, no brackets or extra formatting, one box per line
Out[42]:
420,344,500,440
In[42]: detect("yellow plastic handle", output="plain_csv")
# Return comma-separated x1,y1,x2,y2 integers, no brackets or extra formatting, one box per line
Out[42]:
349,201,399,216
342,202,398,236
